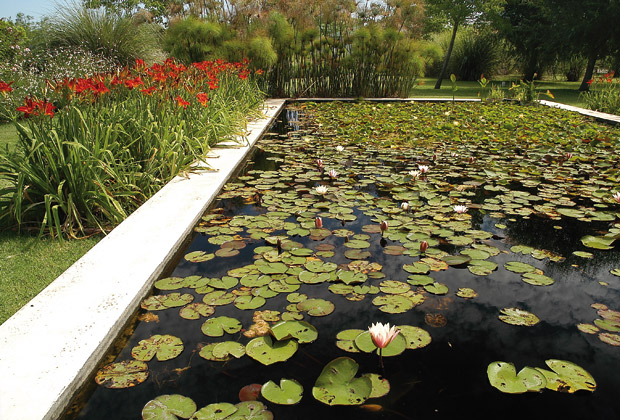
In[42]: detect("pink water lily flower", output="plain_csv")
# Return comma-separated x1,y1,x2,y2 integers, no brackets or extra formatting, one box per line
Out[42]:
613,192,620,203
418,165,429,174
454,205,468,214
316,159,323,168
328,169,338,179
368,322,400,349
420,240,428,253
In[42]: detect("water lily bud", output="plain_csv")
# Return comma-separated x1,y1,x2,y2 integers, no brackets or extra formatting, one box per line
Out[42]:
316,159,323,168
315,216,323,228
400,202,409,212
468,157,475,164
380,221,388,235
420,240,428,253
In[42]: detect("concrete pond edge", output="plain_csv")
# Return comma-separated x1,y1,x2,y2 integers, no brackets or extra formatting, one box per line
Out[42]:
0,97,616,420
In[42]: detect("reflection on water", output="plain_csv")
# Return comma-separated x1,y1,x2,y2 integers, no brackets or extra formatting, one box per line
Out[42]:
65,105,620,420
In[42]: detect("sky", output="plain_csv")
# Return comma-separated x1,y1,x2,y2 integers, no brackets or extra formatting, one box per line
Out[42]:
1,0,57,21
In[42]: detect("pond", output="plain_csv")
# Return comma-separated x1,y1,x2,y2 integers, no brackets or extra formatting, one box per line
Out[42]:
64,101,620,420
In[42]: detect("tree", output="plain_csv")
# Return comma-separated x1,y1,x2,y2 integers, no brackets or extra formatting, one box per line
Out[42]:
83,0,177,24
425,0,504,89
544,0,620,91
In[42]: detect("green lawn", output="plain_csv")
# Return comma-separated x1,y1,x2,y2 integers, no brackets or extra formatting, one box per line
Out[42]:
0,122,18,152
0,232,100,324
412,77,585,108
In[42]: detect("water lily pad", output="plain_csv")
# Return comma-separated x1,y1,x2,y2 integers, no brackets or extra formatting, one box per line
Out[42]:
363,373,390,398
227,401,273,420
487,362,547,394
424,282,448,295
338,271,368,285
504,261,537,274
199,343,231,362
132,334,184,362
212,341,246,359
296,298,335,316
572,251,594,259
235,295,266,310
246,336,298,365
141,293,194,311
581,235,615,250
599,332,620,346
298,271,331,284
258,262,289,275
344,249,372,259
312,357,372,406
184,251,215,263
372,295,415,314
155,277,190,291
209,276,239,290
192,403,237,420
95,360,149,389
304,260,338,273
142,395,197,420
499,308,540,326
521,272,555,286
240,275,272,288
397,325,432,349
456,288,478,299
201,316,243,337
402,262,430,274
203,291,236,306
468,260,498,276
441,255,471,266
261,379,303,405
344,239,371,249
270,320,318,344
594,318,620,332
179,303,215,320
379,280,410,294
336,329,365,352
539,359,597,392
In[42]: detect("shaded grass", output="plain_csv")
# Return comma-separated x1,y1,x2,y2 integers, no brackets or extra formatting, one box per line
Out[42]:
0,122,17,151
412,77,585,107
0,232,101,324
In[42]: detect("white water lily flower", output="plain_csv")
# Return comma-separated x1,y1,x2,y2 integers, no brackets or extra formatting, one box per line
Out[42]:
368,322,400,349
315,185,328,195
418,165,429,174
401,202,410,211
408,170,420,178
454,205,468,214
336,145,344,152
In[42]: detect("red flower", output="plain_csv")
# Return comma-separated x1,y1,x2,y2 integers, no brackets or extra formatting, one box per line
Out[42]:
0,80,14,93
124,76,144,89
239,71,249,80
255,69,264,75
175,95,190,109
92,81,110,96
141,86,157,96
196,92,209,106
207,79,219,90
135,59,146,70
587,79,594,86
16,98,36,116
38,101,55,117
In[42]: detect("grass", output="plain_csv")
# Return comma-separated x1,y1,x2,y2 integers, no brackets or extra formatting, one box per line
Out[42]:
0,232,100,324
0,122,18,151
412,77,585,107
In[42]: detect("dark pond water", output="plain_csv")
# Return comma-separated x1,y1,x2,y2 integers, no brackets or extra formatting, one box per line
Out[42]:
64,104,620,420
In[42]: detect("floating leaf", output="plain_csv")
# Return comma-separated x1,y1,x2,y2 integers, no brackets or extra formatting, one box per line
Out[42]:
540,359,597,392
212,341,246,359
203,291,236,306
487,362,546,394
572,251,594,259
504,261,537,274
468,260,497,276
246,336,298,365
499,308,540,326
599,333,620,346
372,295,415,314
521,272,555,286
363,373,390,398
336,329,365,352
338,271,368,285
141,293,194,311
270,320,318,344
235,295,266,310
192,403,237,420
132,335,184,362
397,325,432,349
228,401,273,420
441,255,471,266
261,379,303,405
456,288,478,299
95,360,148,389
184,251,215,263
179,303,215,320
142,395,197,420
239,384,262,402
296,298,335,316
312,357,372,406
201,316,243,337
580,235,615,250
424,282,448,295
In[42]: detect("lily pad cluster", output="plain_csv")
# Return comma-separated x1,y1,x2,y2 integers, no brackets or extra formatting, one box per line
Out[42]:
577,303,620,346
487,360,596,394
142,396,273,420
336,325,431,355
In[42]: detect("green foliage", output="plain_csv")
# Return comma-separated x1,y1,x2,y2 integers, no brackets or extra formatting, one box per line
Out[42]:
581,74,620,115
0,60,264,237
448,29,501,81
37,3,162,65
0,19,30,62
164,17,234,64
247,37,278,70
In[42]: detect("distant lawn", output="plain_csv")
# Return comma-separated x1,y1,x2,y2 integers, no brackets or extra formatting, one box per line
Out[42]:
0,122,18,151
412,77,585,108
0,232,101,324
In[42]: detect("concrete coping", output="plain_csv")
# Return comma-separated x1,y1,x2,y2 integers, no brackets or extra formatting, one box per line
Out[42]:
0,96,615,420
0,99,286,420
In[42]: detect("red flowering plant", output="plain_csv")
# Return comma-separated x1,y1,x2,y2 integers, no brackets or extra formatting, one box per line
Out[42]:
582,71,620,115
1,57,264,237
